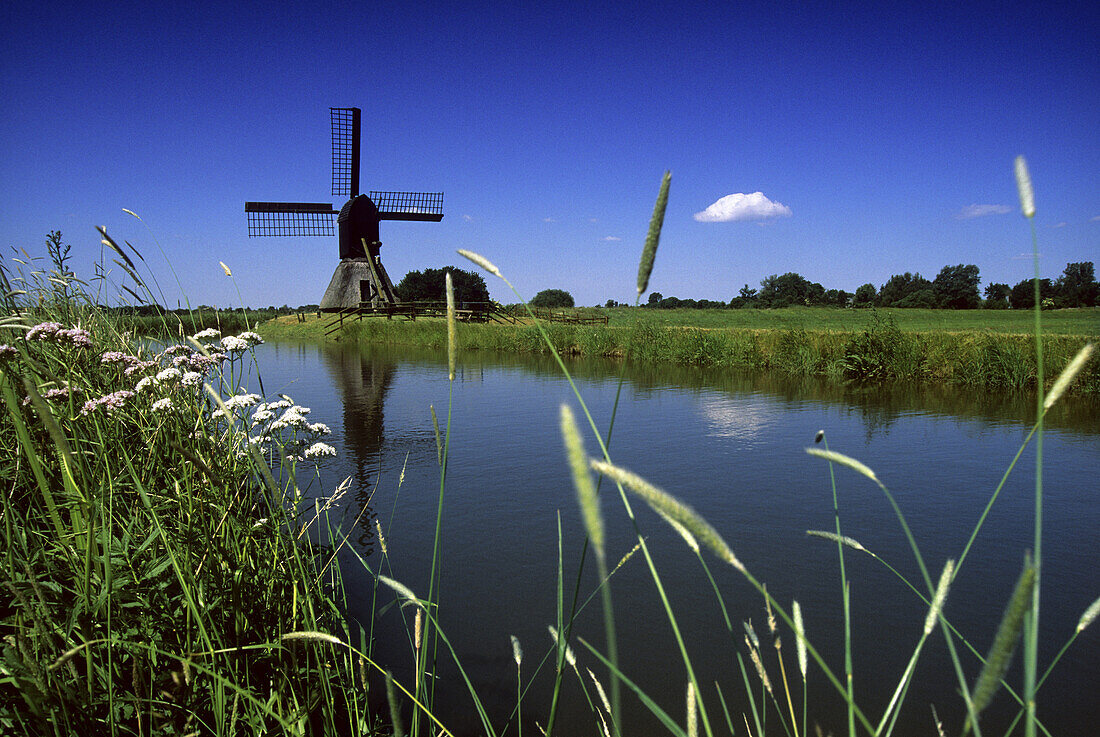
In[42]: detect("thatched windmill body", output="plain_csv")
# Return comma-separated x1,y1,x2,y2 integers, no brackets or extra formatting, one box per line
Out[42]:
245,107,443,310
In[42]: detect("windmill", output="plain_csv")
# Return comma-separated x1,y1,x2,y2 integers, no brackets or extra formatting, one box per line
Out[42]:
245,107,443,311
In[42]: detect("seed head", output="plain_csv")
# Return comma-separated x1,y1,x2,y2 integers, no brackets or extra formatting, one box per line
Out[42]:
1014,155,1035,218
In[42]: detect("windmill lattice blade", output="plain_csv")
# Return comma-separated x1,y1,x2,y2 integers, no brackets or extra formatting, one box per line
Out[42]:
370,191,444,221
331,107,360,198
245,202,337,237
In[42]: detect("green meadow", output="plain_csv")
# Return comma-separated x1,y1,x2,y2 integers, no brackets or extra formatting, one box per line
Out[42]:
258,306,1100,395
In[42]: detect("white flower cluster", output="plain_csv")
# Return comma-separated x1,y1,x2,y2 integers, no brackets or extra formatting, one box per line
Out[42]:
241,394,336,464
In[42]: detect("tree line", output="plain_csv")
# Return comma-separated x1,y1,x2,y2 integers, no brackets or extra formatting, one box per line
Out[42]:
635,262,1098,310
391,262,1098,312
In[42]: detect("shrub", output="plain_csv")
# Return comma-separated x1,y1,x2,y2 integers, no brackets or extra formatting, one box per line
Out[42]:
530,288,575,308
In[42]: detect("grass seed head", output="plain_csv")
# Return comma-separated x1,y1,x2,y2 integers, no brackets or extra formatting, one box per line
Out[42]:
1077,595,1100,633
281,631,346,647
1044,342,1094,411
457,248,503,279
969,557,1037,719
924,559,954,635
686,681,698,737
561,405,605,561
1014,155,1035,218
511,634,523,667
590,458,745,572
219,261,232,277
446,271,456,381
792,600,808,679
806,529,868,552
637,170,671,296
805,448,880,484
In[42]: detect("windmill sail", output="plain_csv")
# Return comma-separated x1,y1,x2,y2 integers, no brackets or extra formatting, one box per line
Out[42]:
244,202,337,237
331,107,360,198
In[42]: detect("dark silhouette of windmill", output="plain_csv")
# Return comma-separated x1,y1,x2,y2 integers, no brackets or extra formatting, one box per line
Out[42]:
245,107,443,310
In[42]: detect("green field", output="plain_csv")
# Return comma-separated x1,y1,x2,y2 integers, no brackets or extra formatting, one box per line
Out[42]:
594,305,1099,334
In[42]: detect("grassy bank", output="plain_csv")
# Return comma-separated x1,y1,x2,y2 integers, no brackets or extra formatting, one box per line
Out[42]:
1,247,376,734
258,308,1100,394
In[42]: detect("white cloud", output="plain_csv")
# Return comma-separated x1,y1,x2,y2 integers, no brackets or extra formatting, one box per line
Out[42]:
694,192,791,222
588,217,599,223
602,235,621,241
1091,215,1100,222
1051,222,1067,228
543,217,556,223
462,214,473,222
956,204,1011,219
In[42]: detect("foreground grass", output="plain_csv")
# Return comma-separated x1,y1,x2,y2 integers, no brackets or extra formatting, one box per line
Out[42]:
258,308,1100,394
1,247,378,735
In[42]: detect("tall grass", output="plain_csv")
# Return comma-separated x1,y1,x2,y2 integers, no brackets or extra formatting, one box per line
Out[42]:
0,237,382,734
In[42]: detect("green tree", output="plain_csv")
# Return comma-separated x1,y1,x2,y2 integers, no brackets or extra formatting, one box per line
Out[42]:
878,272,932,307
647,291,663,307
853,283,877,308
530,289,575,308
394,266,490,304
729,284,757,309
1009,278,1056,310
1054,261,1099,307
758,272,818,308
983,282,1011,309
932,264,981,309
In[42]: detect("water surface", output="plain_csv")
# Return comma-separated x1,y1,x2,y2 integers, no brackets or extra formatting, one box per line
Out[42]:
254,341,1099,736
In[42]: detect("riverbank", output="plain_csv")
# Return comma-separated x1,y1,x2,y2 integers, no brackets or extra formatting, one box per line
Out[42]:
257,307,1100,394
1,306,375,733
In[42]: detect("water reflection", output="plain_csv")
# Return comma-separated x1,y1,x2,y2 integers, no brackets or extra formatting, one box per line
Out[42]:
333,346,1099,436
317,348,398,552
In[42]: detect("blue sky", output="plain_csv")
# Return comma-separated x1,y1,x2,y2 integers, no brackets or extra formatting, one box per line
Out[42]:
2,1,1097,308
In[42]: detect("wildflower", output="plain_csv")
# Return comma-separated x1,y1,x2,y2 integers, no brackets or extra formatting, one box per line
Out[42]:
151,397,173,412
22,386,73,406
0,344,17,360
220,336,249,352
162,344,190,356
181,371,203,387
26,322,62,340
191,328,220,340
224,392,261,410
304,442,336,458
155,367,182,383
236,331,263,345
251,409,274,425
81,389,134,415
307,422,330,435
278,408,309,429
101,351,138,365
56,328,92,347
124,360,157,377
134,376,156,393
